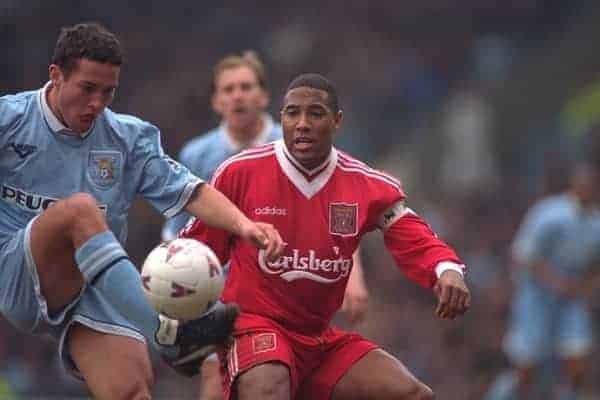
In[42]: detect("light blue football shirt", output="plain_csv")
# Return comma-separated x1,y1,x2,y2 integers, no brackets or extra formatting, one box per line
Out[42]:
161,114,282,240
0,83,201,245
512,193,600,279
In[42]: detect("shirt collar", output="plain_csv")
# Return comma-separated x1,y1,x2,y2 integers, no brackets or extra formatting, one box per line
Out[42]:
222,113,274,152
38,81,94,138
274,139,337,199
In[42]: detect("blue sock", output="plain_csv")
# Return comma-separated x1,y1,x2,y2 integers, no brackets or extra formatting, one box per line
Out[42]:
74,231,128,282
75,231,176,355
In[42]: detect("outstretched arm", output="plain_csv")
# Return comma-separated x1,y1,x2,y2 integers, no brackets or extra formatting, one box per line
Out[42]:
184,183,284,261
380,201,470,320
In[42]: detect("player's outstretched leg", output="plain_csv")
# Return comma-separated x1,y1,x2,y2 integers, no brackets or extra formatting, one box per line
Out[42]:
29,193,237,375
331,349,434,400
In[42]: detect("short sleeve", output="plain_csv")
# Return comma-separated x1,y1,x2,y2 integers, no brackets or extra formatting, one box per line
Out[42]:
0,95,26,147
133,124,202,218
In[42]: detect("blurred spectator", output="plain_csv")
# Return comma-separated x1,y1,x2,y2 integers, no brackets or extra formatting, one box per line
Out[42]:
485,162,600,400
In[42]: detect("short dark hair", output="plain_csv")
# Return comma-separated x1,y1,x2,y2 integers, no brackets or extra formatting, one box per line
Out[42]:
286,73,339,113
52,22,123,77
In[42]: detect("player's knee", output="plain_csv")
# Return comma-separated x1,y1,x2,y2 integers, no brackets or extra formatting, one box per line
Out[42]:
63,193,99,217
62,193,106,232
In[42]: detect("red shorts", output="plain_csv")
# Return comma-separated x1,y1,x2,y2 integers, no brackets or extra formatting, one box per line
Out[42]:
218,313,377,400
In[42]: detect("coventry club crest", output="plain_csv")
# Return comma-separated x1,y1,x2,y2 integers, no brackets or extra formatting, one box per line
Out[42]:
88,151,122,189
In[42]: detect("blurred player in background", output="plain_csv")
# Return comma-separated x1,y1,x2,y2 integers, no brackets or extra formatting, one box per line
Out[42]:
161,51,281,241
181,73,470,400
163,52,369,400
485,162,600,400
0,23,284,400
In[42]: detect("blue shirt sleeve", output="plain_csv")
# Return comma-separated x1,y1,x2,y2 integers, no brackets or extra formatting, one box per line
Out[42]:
133,124,202,218
0,95,25,147
159,138,208,240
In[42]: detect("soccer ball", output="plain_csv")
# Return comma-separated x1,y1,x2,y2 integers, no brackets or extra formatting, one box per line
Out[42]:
141,238,225,321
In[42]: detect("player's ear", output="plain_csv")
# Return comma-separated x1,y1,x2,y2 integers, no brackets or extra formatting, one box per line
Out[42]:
333,110,343,131
49,64,63,88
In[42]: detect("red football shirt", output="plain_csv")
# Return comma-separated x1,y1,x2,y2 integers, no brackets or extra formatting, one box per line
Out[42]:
181,140,462,334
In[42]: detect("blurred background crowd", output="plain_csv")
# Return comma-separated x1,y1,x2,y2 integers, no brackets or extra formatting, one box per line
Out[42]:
2,0,600,398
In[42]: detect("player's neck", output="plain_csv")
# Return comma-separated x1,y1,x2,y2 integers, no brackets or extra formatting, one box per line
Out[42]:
569,191,595,213
226,116,265,144
46,86,76,136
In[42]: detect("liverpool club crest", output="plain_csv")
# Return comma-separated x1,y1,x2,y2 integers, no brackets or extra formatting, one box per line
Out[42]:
88,151,122,189
329,203,358,236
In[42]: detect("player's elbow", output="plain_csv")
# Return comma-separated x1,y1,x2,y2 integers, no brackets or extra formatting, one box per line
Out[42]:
404,384,435,400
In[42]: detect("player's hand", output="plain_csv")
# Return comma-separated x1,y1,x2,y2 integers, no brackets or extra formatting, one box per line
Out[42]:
341,273,369,325
554,278,580,299
239,220,285,262
433,270,470,320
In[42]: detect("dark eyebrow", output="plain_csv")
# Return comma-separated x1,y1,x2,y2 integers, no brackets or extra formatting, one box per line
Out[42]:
81,80,117,91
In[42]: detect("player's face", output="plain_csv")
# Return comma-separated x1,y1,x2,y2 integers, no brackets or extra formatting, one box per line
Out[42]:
212,65,269,134
572,167,599,205
281,87,342,170
48,58,120,133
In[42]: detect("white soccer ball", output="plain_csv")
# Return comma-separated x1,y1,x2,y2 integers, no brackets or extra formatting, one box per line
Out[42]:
141,238,225,321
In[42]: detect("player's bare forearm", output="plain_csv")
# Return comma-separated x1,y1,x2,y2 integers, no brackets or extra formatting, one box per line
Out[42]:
184,184,285,261
433,270,470,320
185,183,250,236
341,249,369,324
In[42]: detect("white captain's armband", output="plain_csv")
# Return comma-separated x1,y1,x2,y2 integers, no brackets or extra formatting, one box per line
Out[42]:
435,261,465,278
377,200,414,230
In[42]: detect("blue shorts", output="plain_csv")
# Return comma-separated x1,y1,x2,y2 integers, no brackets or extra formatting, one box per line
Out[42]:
0,217,79,332
0,218,145,378
503,280,593,365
